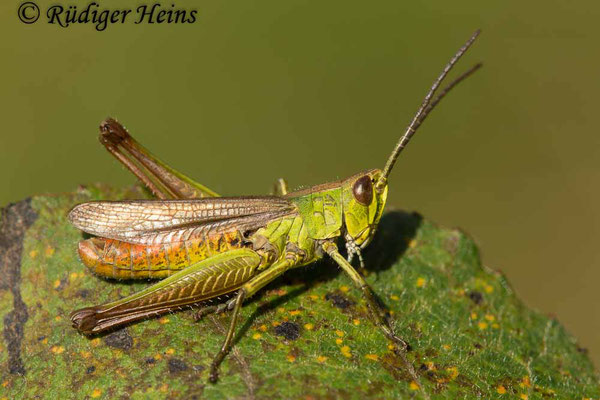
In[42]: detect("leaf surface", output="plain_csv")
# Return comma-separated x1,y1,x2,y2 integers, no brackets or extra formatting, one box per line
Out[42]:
0,184,598,399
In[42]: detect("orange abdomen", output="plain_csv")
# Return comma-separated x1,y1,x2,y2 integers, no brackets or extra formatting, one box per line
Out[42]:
77,232,243,279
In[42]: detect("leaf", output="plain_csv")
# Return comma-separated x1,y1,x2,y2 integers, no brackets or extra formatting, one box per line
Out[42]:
0,184,598,399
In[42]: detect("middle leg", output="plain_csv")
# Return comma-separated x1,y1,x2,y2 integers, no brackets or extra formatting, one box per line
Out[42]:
193,297,236,321
209,256,295,382
273,178,289,196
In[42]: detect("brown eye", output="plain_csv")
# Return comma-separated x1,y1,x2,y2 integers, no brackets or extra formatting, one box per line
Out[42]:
352,176,373,205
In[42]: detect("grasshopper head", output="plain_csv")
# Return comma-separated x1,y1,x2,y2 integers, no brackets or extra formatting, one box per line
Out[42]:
340,30,482,261
341,169,388,252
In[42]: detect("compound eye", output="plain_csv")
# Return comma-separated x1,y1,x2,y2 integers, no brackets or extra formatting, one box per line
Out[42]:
352,175,373,206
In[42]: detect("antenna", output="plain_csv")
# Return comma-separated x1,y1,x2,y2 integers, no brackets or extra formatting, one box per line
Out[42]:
376,30,482,191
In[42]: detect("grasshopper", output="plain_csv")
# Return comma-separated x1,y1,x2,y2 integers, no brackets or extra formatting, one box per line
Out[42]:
69,30,481,382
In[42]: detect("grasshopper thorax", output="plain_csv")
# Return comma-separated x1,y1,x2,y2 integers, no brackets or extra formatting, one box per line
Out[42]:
341,169,388,252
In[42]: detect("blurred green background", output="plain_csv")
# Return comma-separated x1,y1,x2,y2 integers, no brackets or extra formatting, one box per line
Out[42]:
2,0,599,365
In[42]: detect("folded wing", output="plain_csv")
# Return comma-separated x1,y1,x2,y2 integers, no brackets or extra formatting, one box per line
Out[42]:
69,196,296,245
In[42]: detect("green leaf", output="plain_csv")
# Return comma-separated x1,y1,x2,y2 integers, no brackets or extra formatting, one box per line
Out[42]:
1,185,598,399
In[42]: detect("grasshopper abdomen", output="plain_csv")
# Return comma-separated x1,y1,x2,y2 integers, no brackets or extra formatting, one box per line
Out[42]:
77,231,245,279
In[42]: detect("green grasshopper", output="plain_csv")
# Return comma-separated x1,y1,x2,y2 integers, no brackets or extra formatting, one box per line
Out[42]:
69,30,481,382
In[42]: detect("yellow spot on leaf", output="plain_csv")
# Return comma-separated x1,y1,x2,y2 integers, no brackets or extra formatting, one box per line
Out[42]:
289,310,301,316
53,280,61,289
80,351,91,359
252,333,262,340
45,246,55,257
353,319,360,326
154,353,162,360
304,323,314,331
409,381,419,390
69,272,79,280
277,307,285,313
309,295,319,300
447,366,459,380
340,345,352,358
520,376,531,388
365,354,378,361
317,355,328,363
335,330,345,337
165,348,175,355
520,394,528,400
272,321,281,327
470,312,478,320
55,315,62,321
259,324,268,332
91,389,102,398
408,239,417,248
416,277,426,288
42,338,48,345
29,250,38,259
159,384,168,393
340,285,350,293
91,338,101,347
425,362,436,371
159,317,170,324
335,338,343,345
286,354,296,363
50,345,64,354
388,344,396,351
478,322,488,330
2,381,9,388
485,284,494,293
492,323,500,329
485,314,495,321
497,385,507,394
390,295,399,300
442,344,451,351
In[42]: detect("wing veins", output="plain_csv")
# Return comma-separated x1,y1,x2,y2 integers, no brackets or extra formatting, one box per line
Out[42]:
69,197,297,245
